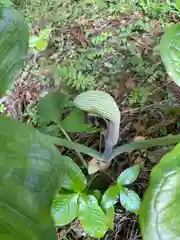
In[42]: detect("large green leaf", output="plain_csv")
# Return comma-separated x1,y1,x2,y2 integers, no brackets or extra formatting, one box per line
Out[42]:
0,8,28,95
38,91,68,124
52,193,79,226
176,0,180,13
117,165,141,186
60,156,87,192
120,188,140,214
101,184,119,209
140,142,180,240
160,24,180,87
78,194,110,238
0,116,65,239
61,108,97,133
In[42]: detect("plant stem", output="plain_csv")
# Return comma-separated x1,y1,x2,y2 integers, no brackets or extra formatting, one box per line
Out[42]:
58,123,88,168
46,133,180,162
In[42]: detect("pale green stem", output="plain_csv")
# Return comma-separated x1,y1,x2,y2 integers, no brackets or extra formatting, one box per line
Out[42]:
58,123,88,168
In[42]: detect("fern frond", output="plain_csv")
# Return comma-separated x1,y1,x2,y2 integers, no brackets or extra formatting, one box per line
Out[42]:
58,66,96,91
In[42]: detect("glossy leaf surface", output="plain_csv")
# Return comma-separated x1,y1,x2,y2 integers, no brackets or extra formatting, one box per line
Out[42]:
117,165,141,186
140,142,180,240
60,156,87,192
0,116,64,239
0,8,28,94
120,188,140,214
101,184,119,209
78,194,110,238
52,193,79,226
160,24,180,87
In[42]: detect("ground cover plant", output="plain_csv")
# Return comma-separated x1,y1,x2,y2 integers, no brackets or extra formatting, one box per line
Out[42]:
1,0,180,240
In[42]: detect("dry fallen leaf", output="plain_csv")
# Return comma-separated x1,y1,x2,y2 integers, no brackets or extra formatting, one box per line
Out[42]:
88,158,100,175
125,78,136,90
133,136,146,142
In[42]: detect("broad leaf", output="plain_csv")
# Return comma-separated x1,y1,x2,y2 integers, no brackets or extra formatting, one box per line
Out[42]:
160,24,180,87
38,125,59,136
52,193,79,226
0,116,65,239
0,8,28,95
38,90,68,124
78,194,110,238
120,188,140,214
101,184,119,209
117,165,141,186
35,39,48,51
176,0,180,13
106,206,115,230
139,142,180,239
60,156,87,192
61,108,97,133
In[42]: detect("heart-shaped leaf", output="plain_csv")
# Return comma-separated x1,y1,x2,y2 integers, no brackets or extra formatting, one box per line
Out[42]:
61,108,97,133
78,194,110,238
0,8,28,95
139,142,180,239
101,184,119,209
120,188,140,214
52,193,79,226
117,165,141,186
60,156,87,192
38,90,68,124
160,24,180,87
0,116,66,239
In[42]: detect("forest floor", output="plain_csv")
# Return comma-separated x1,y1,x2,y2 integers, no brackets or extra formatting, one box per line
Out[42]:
5,0,180,239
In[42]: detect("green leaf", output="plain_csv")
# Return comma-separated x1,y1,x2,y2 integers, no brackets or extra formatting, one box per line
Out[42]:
117,165,141,186
35,39,48,51
38,125,59,136
0,8,28,95
120,188,141,214
0,0,13,7
106,206,115,229
38,91,68,125
60,156,87,192
29,35,39,48
78,194,110,238
139,142,180,239
176,0,180,13
61,108,97,133
52,193,79,226
0,116,66,239
160,24,180,87
101,184,119,209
